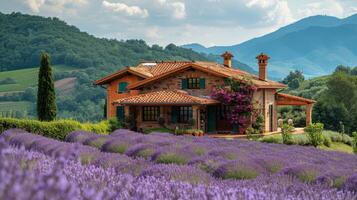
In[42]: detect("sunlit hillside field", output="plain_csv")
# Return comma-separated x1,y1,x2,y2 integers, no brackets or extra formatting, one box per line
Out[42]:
0,65,75,92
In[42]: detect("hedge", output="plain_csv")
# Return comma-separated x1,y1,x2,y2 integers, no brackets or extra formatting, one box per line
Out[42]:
0,118,109,140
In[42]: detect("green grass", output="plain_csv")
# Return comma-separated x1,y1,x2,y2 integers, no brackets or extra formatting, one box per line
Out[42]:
0,101,32,112
0,65,76,92
259,131,354,154
319,142,354,154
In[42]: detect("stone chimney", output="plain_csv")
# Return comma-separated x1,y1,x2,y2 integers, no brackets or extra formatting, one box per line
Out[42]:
221,51,234,68
256,53,270,80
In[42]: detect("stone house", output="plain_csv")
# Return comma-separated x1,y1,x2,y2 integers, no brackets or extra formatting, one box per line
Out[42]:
95,52,315,134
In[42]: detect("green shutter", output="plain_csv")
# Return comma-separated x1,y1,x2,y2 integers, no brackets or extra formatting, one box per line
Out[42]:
181,79,188,89
171,106,179,123
118,82,128,93
116,106,125,120
199,78,206,89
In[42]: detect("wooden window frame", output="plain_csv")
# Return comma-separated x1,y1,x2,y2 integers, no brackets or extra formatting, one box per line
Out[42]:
118,82,128,93
187,78,200,89
142,106,160,121
178,106,192,123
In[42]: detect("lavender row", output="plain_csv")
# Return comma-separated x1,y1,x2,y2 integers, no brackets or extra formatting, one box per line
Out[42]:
0,140,356,200
66,129,357,188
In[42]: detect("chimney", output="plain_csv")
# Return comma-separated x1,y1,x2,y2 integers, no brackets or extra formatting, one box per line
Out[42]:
221,51,234,68
256,53,270,80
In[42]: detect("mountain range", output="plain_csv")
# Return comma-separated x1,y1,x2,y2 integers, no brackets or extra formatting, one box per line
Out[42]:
182,14,357,78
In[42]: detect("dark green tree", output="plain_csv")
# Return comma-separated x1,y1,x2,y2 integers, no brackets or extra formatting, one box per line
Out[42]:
282,70,305,89
37,53,57,121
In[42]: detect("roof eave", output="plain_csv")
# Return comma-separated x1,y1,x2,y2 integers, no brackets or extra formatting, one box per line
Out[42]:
94,67,150,85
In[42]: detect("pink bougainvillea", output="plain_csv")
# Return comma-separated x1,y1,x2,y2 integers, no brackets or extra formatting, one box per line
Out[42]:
211,78,257,131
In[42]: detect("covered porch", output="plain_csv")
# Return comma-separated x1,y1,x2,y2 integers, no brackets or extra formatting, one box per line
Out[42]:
276,93,316,126
114,90,221,132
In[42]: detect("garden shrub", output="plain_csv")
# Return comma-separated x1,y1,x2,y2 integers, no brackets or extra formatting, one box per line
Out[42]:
108,117,123,132
322,131,352,145
305,123,324,147
352,132,357,154
281,124,293,145
292,134,310,146
259,135,282,144
323,136,332,147
0,118,109,140
245,127,260,140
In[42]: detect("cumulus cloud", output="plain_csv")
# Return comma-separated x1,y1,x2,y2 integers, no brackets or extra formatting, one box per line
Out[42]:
297,0,344,18
245,0,294,27
171,2,186,19
246,0,275,8
26,0,45,13
102,1,149,18
25,0,87,14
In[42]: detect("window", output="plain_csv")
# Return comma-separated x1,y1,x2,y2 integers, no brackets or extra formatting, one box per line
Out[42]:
181,78,205,89
143,106,160,121
187,78,200,89
178,106,192,123
118,82,128,93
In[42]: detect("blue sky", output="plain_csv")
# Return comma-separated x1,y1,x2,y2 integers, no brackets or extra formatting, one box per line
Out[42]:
1,0,357,46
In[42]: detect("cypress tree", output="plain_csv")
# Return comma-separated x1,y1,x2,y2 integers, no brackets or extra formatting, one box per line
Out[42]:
37,53,57,121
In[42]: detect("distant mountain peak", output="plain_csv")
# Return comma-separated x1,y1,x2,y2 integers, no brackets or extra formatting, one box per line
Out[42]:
181,14,357,79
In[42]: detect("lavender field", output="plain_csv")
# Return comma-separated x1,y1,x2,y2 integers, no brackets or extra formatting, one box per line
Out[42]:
1,129,357,200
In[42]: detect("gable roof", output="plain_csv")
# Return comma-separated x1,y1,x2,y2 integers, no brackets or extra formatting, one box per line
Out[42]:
95,61,286,89
127,61,286,89
114,90,219,105
94,66,151,85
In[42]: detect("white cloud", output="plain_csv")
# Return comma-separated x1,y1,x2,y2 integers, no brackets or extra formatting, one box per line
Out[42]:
267,1,294,26
25,0,87,14
26,0,45,13
246,0,275,8
171,2,186,19
297,0,344,18
156,0,166,5
102,1,149,18
245,0,294,27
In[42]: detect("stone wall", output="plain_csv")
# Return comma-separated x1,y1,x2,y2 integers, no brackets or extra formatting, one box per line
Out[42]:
140,69,225,96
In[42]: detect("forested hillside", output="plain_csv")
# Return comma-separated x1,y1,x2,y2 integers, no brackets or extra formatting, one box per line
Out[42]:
281,66,357,134
0,12,211,72
0,12,255,122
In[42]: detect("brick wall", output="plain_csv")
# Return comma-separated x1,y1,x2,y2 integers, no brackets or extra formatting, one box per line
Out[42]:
107,74,141,118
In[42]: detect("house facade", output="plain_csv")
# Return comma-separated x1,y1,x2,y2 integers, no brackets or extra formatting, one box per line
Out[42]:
95,52,315,134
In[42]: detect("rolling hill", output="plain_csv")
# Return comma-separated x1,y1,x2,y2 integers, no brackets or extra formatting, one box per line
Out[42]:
182,14,357,79
0,12,254,73
0,12,255,121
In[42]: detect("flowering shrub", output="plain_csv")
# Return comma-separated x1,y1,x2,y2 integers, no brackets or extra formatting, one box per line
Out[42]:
2,128,357,199
211,78,257,131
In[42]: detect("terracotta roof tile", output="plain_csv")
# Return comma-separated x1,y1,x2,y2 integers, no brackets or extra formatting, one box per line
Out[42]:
114,90,219,105
95,60,286,89
277,93,316,105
